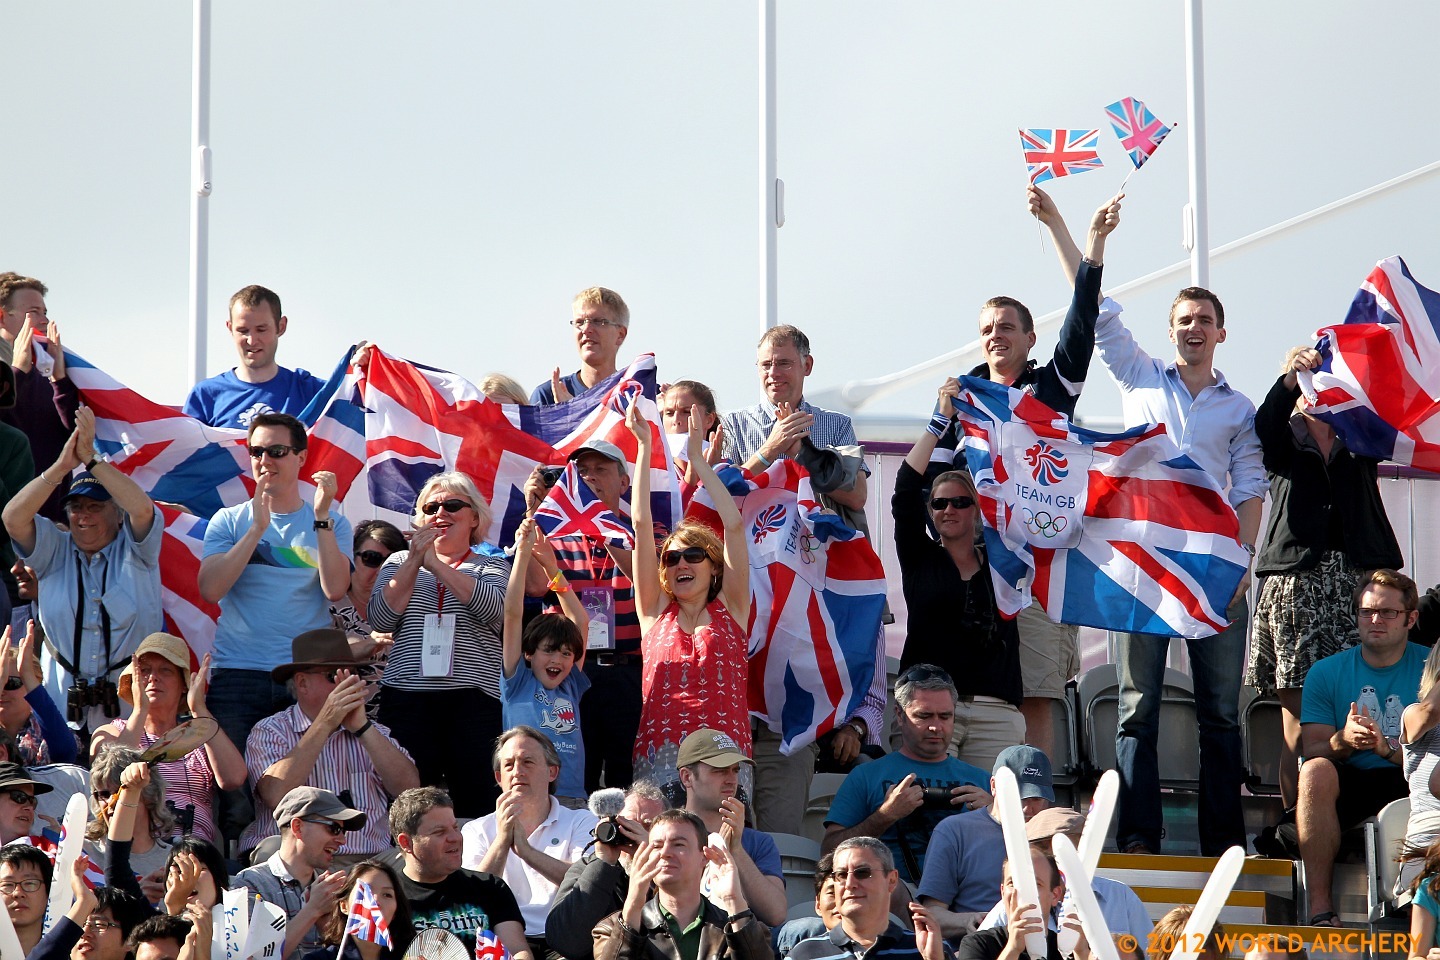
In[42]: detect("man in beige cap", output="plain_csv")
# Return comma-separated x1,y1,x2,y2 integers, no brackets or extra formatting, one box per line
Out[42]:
238,628,418,859
675,727,787,927
236,785,364,958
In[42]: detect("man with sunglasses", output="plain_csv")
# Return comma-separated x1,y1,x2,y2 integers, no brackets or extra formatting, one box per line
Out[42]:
236,786,365,956
788,837,947,960
199,411,353,811
1292,568,1425,926
530,286,644,405
238,629,418,862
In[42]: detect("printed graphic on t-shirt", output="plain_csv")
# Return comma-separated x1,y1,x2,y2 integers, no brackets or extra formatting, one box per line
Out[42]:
238,401,276,427
537,690,579,736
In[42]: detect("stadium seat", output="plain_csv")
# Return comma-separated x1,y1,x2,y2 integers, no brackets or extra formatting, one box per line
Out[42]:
801,772,848,843
772,832,824,908
1078,662,1199,789
1240,686,1284,796
1365,796,1412,933
1049,681,1081,788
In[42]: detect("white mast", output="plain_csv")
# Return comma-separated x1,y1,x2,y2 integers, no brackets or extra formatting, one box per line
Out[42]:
188,0,213,388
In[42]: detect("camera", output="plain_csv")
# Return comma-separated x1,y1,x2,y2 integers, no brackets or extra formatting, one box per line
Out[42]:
540,466,565,488
595,816,636,848
920,785,960,810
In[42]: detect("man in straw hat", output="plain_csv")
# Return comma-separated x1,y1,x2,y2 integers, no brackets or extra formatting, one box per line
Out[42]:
238,628,417,860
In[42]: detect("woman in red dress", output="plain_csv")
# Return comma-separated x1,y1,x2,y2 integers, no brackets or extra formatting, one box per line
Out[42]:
626,399,751,792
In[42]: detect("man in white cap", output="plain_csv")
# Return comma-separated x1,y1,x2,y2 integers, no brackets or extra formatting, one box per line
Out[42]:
676,727,788,927
235,785,362,957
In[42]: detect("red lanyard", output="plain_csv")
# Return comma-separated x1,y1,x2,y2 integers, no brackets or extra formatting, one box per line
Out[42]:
435,555,469,615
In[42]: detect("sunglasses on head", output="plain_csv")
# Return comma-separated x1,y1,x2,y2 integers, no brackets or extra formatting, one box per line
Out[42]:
302,818,346,836
662,546,709,567
356,550,390,569
2,677,22,691
2,789,36,807
929,495,975,511
248,443,299,460
421,498,470,516
897,663,951,685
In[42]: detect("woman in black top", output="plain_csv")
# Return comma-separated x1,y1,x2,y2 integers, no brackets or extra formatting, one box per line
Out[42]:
892,378,1023,770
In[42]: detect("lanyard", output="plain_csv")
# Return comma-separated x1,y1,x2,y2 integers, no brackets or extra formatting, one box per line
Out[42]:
434,555,469,615
66,553,115,679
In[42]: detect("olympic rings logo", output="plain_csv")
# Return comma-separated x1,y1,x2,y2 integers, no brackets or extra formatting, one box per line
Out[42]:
1023,508,1068,538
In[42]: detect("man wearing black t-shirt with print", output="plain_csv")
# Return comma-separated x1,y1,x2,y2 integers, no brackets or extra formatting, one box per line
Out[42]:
391,786,532,960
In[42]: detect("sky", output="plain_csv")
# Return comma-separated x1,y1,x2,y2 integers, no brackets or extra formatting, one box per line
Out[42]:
9,1,1440,439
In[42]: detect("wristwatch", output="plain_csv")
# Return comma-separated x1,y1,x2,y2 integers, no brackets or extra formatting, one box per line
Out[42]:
313,518,333,531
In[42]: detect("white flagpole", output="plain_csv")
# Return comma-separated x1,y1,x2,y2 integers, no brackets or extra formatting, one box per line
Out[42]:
759,0,780,332
1182,0,1210,288
189,0,213,389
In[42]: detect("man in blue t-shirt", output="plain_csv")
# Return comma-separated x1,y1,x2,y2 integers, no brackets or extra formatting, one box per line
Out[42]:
529,286,632,405
185,285,324,428
1298,568,1425,926
675,727,790,929
823,665,991,883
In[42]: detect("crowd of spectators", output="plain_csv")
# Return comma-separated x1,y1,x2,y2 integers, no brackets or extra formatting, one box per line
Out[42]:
4,180,1440,959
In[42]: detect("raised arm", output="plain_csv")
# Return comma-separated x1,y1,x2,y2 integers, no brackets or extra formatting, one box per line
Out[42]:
504,520,538,678
904,379,959,475
2,423,80,554
625,403,664,623
685,405,750,623
68,406,158,541
1029,186,1121,304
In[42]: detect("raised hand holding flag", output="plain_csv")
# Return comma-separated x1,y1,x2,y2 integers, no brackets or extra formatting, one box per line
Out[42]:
1103,96,1174,190
1019,128,1104,185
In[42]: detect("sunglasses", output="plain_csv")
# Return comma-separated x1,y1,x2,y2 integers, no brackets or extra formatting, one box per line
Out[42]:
302,818,346,836
2,677,22,691
313,666,378,683
662,547,709,568
248,443,299,460
420,498,470,516
929,495,975,511
830,866,877,882
897,663,951,685
2,789,37,807
356,550,391,569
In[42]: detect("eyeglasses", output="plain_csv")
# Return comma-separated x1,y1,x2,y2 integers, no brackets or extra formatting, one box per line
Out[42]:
663,547,709,568
302,818,346,836
2,677,22,691
420,498,470,516
0,879,43,895
929,496,975,511
2,790,37,807
356,550,391,569
569,317,620,330
757,359,798,373
248,443,299,460
829,866,877,883
83,916,122,932
1360,607,1405,621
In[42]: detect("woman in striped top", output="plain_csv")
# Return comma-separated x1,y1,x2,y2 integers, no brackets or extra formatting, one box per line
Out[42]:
369,472,510,817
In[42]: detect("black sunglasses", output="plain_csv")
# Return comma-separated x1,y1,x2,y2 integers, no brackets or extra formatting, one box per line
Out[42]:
2,677,22,691
929,495,975,511
897,663,952,685
3,789,37,807
248,443,299,460
302,818,345,836
663,547,709,568
420,498,470,516
356,550,390,569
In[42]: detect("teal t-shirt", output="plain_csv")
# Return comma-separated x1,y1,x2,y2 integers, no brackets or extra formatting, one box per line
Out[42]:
1300,642,1427,771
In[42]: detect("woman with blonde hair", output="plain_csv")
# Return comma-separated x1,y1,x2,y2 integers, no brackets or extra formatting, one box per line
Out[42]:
1399,642,1440,894
625,400,750,788
369,471,510,815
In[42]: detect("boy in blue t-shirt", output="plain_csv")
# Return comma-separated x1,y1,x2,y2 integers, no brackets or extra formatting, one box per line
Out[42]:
500,518,591,802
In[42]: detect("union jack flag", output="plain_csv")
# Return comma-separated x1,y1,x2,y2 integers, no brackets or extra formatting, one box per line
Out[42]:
344,879,392,948
1301,256,1440,473
953,377,1248,638
1019,128,1104,185
474,927,510,960
534,462,636,547
1103,96,1173,169
687,461,885,754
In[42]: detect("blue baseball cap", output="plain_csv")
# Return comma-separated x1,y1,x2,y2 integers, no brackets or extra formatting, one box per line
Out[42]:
993,744,1055,803
63,472,112,504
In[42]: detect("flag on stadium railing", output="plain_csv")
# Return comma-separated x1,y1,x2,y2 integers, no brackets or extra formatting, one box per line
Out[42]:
1103,96,1173,169
344,879,392,948
360,349,678,547
686,460,885,755
1019,128,1104,184
1300,255,1440,473
534,463,635,547
953,377,1248,639
474,927,510,960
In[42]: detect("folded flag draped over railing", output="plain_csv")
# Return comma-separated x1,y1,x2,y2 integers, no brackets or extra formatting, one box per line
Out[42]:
952,377,1248,639
1301,255,1440,473
686,460,885,755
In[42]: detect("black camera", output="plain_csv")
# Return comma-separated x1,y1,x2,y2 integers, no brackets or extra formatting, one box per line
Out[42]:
595,816,636,848
920,785,960,810
540,466,565,488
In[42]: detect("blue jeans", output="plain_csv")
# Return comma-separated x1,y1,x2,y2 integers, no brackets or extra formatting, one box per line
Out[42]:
209,668,295,844
1114,598,1248,856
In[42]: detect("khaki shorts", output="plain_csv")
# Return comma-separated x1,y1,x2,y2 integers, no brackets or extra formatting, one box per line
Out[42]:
1017,604,1080,699
948,696,1027,772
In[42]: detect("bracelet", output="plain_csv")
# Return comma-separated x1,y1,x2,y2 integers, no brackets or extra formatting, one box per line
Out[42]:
119,802,139,808
754,450,773,469
353,720,373,738
726,909,754,925
548,570,571,594
38,473,60,487
925,412,952,438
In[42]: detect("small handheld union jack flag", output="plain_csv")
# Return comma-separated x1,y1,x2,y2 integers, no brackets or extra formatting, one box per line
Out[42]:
1018,128,1104,185
534,462,636,548
475,928,511,960
1104,96,1173,169
345,880,392,948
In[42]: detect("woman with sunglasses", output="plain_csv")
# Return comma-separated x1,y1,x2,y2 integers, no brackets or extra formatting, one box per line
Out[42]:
369,472,511,816
333,520,406,714
0,620,78,766
88,744,175,902
892,379,1022,771
625,399,751,789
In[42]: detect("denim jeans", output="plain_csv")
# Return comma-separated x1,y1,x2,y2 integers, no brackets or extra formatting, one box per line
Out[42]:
1114,598,1248,855
209,668,295,845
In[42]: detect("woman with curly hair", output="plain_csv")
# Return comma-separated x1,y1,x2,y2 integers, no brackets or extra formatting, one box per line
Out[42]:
625,399,750,790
